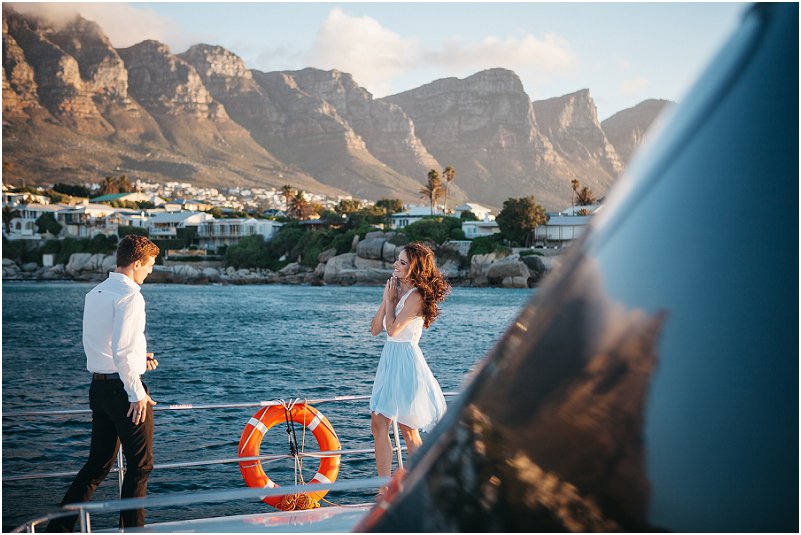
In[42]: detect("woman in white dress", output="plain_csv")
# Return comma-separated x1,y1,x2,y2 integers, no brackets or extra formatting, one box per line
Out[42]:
369,242,450,482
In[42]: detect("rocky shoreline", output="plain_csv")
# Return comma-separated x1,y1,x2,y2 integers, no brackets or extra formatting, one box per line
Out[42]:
3,232,561,288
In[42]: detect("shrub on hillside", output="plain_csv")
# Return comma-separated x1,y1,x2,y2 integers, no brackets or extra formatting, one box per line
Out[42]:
467,234,510,258
399,217,462,245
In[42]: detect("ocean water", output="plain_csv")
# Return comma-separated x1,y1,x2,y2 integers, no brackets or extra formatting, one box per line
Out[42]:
2,282,534,531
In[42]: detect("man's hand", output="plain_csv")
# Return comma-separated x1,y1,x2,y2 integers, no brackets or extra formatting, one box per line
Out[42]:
127,395,157,425
146,352,158,371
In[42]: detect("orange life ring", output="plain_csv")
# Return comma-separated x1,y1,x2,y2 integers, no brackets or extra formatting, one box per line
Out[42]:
238,403,341,508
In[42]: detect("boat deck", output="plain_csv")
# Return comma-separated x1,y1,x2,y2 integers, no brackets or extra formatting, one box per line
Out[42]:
109,504,373,533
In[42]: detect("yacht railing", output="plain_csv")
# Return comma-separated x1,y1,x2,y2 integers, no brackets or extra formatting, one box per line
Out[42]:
5,392,459,532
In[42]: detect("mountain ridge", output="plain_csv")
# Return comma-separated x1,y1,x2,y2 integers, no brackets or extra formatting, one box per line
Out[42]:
2,7,672,209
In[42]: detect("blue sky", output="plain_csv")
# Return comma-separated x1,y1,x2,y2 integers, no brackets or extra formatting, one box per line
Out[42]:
13,2,747,119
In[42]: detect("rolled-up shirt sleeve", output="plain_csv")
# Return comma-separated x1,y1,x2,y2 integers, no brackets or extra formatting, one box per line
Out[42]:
112,292,148,402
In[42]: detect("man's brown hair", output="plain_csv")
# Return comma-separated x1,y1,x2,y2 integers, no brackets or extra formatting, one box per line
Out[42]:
116,235,160,267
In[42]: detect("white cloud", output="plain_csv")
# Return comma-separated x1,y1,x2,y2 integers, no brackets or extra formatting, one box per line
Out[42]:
426,33,577,73
8,2,174,48
619,76,651,96
304,8,420,96
301,8,578,97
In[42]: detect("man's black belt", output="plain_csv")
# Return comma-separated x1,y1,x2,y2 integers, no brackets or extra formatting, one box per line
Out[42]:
92,372,121,381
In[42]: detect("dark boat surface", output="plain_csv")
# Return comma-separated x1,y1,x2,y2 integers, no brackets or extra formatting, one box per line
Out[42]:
364,3,799,532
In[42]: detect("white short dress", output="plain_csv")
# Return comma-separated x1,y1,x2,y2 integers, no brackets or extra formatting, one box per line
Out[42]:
369,288,447,432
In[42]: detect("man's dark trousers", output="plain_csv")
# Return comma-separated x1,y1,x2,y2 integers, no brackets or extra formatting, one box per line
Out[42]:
46,378,153,532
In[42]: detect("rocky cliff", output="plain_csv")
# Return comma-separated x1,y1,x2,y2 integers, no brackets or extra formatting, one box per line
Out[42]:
533,89,623,178
2,7,665,208
601,99,673,164
383,68,563,207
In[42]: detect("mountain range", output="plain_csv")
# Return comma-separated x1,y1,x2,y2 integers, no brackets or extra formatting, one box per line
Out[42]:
2,7,672,210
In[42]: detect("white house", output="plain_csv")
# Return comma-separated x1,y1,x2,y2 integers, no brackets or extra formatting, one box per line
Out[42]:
454,202,494,222
533,214,593,247
462,219,501,239
389,206,438,229
146,211,213,239
4,203,64,239
196,218,283,250
57,203,118,238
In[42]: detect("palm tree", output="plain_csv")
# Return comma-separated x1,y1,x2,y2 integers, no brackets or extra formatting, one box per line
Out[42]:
280,185,294,212
570,179,580,211
419,169,442,215
576,186,597,206
288,190,311,220
442,165,456,213
99,176,119,195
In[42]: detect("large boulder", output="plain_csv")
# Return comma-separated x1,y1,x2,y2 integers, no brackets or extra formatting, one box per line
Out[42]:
365,231,385,240
145,265,174,283
66,253,111,275
382,242,398,262
356,237,388,260
101,255,117,273
439,259,464,282
501,276,529,289
202,267,222,282
172,265,207,284
469,253,497,286
486,255,530,286
66,253,93,274
3,259,22,280
317,248,337,263
278,262,310,276
324,253,393,285
521,254,547,285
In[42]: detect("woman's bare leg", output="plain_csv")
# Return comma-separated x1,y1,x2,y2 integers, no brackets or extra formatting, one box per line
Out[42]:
398,423,422,456
371,412,392,478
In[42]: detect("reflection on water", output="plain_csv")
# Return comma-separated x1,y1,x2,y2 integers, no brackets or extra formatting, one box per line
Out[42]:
2,282,533,530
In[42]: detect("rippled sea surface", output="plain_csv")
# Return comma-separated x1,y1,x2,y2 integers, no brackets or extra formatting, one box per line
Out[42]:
2,282,533,531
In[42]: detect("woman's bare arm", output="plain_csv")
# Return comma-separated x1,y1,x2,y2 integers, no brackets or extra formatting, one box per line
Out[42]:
384,291,422,336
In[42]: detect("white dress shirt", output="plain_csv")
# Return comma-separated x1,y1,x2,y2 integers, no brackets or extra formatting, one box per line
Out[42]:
83,272,148,402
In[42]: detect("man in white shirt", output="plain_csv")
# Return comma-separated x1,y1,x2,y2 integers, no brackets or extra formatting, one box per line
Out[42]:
47,235,160,532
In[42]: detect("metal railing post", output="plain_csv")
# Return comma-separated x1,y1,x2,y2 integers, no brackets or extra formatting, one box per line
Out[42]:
116,448,125,498
78,508,91,533
391,418,404,470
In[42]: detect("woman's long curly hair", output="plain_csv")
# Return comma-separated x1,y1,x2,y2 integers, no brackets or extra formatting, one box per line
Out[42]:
402,242,451,328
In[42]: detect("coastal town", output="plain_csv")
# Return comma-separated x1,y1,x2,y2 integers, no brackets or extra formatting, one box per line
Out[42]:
2,178,600,287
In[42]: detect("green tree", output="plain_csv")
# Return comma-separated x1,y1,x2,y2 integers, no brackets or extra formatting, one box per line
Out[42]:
52,182,91,198
225,234,271,269
460,210,479,221
280,185,294,211
2,205,20,234
335,199,362,215
34,212,62,236
118,225,148,237
287,190,313,220
576,186,597,206
399,216,462,245
442,165,456,212
420,169,442,215
496,196,549,247
375,198,404,215
571,179,580,211
98,175,133,195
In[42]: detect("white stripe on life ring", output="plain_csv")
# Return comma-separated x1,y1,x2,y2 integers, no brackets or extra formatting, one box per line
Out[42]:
312,472,331,484
307,412,323,431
